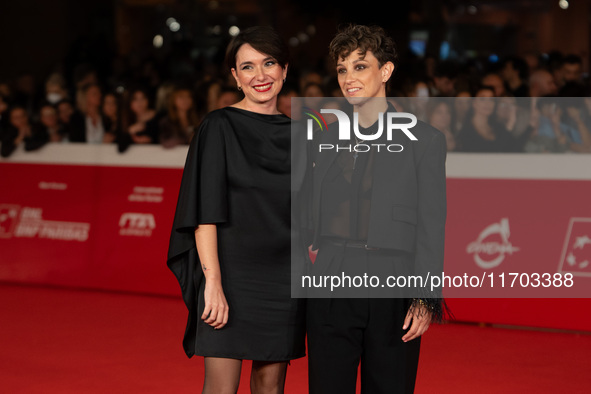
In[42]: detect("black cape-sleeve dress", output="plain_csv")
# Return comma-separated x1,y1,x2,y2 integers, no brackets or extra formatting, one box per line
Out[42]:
167,106,306,360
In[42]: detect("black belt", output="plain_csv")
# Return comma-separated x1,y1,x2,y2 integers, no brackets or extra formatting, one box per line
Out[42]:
323,238,380,251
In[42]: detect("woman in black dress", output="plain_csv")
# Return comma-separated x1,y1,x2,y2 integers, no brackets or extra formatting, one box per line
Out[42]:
167,26,305,394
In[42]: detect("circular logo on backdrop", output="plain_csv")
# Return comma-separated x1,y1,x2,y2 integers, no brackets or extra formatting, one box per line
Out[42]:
466,218,520,269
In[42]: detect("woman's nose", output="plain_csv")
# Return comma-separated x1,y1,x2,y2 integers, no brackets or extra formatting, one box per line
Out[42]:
343,71,355,84
255,66,266,80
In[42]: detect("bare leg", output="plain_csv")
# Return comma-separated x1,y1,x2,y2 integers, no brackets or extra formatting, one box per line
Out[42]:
250,361,288,394
203,357,242,394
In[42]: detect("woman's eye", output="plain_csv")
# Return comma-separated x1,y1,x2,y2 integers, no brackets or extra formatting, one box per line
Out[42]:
355,64,366,71
265,61,276,67
337,68,346,74
241,65,253,70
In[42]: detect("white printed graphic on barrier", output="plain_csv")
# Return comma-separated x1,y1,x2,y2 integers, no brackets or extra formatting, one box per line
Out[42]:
558,218,591,277
0,205,20,238
119,212,156,237
466,218,520,269
0,205,90,241
38,182,67,190
127,186,164,203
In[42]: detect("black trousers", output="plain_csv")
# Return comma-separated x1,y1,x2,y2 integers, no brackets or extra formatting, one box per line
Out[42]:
306,244,421,394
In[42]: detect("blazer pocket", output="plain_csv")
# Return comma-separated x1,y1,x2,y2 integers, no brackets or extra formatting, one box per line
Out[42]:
386,205,417,253
392,205,417,225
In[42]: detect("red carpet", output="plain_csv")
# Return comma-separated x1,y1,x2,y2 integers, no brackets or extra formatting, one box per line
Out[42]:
0,284,589,393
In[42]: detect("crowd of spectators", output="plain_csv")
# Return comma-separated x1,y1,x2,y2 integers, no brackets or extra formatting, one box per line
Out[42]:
385,51,591,153
1,48,590,157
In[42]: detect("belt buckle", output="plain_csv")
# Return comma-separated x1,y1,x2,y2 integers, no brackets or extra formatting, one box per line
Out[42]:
364,244,379,251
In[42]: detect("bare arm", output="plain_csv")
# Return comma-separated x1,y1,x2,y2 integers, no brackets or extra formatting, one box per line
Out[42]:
195,224,229,329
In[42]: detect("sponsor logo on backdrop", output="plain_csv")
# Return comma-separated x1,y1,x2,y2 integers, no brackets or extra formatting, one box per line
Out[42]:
466,218,520,269
127,186,164,203
0,205,20,238
0,205,90,241
119,213,155,237
38,182,67,190
558,218,591,276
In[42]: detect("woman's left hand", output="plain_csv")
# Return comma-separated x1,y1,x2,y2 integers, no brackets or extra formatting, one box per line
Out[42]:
402,304,432,342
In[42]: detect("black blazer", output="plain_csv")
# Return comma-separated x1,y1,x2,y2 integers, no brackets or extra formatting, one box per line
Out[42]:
67,111,113,143
0,124,49,158
305,103,447,279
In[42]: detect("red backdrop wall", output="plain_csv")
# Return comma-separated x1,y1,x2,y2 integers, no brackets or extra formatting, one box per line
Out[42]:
1,145,590,331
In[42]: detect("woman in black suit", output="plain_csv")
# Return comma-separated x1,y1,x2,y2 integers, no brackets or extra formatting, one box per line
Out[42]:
303,24,448,394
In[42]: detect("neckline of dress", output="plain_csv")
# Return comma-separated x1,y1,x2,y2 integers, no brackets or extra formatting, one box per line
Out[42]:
226,106,289,119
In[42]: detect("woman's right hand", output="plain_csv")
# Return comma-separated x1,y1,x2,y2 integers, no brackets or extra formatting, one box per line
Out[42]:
202,278,229,329
128,122,145,135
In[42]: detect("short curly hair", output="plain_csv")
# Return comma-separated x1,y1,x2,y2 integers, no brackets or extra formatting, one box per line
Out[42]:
328,24,398,69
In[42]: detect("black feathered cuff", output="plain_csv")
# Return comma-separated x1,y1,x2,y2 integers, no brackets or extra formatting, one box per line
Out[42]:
409,297,453,323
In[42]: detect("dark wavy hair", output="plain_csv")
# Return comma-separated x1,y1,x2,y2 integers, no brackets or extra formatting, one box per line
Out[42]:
225,26,289,71
328,24,398,69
